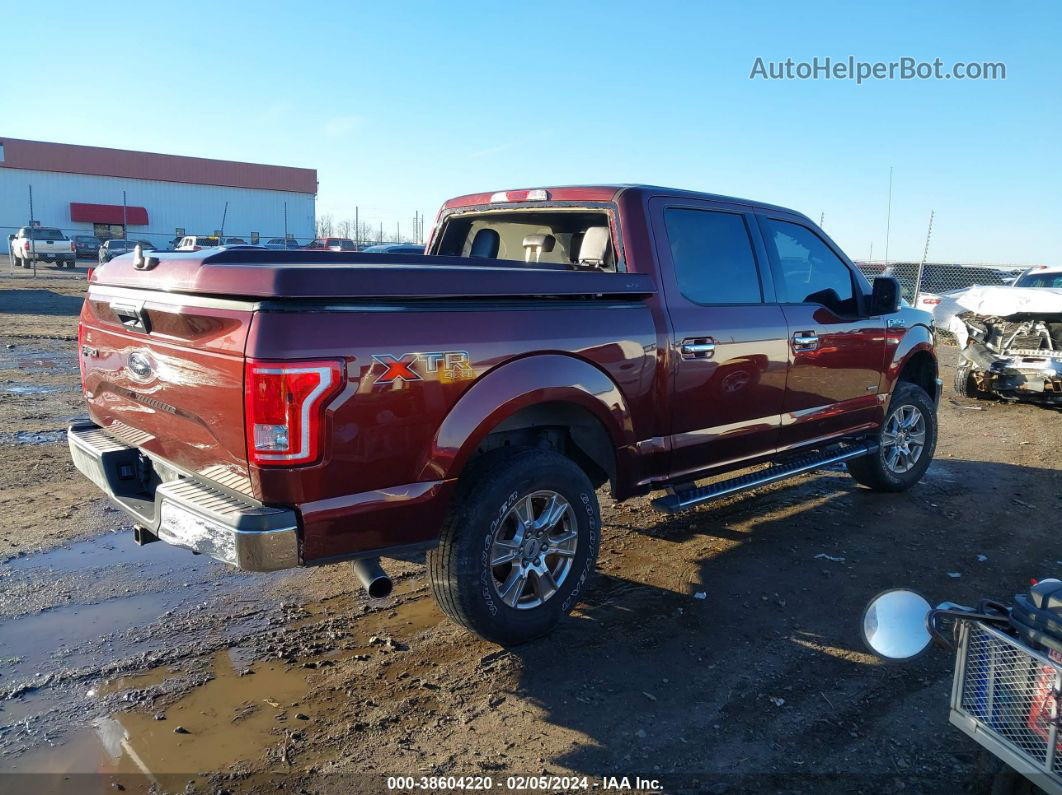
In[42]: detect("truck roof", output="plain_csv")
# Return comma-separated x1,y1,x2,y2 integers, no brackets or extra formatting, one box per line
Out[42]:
442,184,802,217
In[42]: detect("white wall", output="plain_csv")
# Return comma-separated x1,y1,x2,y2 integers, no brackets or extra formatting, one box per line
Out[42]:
1,168,315,252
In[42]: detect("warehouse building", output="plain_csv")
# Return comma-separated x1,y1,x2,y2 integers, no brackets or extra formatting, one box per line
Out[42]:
1,136,316,253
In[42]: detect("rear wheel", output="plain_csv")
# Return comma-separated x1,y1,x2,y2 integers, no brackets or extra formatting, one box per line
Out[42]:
846,381,937,492
427,448,600,646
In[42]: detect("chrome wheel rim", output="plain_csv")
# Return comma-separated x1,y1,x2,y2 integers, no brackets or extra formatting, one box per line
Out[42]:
882,404,926,474
488,490,578,610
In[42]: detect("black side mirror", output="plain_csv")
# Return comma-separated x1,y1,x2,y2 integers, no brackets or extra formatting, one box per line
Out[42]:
870,276,901,315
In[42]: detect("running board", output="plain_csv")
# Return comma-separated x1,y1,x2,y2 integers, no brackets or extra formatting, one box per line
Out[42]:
651,441,878,514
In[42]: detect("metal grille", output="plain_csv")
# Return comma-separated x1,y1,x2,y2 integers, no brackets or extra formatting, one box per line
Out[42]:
952,621,1062,790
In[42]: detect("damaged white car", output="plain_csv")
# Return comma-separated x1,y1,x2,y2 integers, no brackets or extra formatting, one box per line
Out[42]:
934,285,1062,406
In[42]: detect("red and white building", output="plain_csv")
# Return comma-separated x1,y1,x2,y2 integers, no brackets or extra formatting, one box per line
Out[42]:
1,136,317,251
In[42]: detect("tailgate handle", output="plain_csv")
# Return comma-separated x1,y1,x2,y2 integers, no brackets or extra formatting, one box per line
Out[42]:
110,301,150,334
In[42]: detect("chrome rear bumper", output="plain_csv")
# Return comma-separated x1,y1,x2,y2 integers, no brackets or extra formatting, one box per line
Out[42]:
68,420,299,571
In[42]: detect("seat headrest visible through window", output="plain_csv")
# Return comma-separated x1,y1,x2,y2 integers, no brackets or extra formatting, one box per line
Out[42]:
578,226,611,268
469,228,500,258
522,234,556,263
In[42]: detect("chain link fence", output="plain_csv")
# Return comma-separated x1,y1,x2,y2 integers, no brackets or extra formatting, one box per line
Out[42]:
855,261,1031,345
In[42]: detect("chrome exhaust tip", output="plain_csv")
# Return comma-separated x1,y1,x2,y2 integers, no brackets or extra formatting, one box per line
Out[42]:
351,557,393,599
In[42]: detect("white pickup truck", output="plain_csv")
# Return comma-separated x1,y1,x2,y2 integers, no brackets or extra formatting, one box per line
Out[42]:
9,226,77,269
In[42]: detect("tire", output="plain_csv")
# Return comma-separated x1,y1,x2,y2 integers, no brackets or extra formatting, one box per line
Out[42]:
427,448,600,646
955,363,993,400
846,381,937,492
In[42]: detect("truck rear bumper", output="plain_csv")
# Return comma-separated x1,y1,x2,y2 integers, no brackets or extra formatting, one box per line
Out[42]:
68,420,300,571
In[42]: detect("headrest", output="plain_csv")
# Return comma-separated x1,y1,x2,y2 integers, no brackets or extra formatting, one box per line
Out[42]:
579,226,611,267
522,234,556,252
522,234,556,263
469,228,500,258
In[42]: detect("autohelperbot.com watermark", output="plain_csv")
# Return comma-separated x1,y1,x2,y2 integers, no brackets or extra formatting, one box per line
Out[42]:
749,56,1006,84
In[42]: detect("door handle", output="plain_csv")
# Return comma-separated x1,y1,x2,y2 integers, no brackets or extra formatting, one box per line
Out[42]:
792,332,818,351
680,339,716,359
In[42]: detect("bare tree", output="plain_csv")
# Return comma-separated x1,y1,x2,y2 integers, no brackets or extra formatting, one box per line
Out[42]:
316,214,334,238
336,219,352,239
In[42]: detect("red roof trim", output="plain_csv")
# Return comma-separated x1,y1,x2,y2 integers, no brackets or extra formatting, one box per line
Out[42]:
70,202,149,225
0,137,316,194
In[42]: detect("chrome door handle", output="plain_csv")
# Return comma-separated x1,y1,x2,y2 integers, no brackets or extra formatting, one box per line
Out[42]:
680,340,716,359
792,332,818,351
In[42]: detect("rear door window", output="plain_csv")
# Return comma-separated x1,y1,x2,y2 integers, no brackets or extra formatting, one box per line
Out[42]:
765,220,858,315
664,208,763,304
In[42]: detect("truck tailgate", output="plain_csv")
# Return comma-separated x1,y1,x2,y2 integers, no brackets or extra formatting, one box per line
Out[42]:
79,286,254,494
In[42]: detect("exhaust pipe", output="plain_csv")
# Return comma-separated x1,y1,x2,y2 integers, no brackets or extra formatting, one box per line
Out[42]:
351,557,393,599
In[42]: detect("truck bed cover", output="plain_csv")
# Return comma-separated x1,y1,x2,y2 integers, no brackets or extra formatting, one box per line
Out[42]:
92,249,657,300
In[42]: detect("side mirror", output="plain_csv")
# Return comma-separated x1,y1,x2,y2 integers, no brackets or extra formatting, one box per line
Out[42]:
869,276,901,315
862,588,933,659
7,234,14,242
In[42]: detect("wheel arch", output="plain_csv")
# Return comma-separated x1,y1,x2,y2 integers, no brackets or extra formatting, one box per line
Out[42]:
417,354,634,491
887,326,939,402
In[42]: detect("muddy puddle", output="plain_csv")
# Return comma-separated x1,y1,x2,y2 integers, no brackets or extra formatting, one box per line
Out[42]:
0,531,444,787
2,384,60,395
0,429,67,445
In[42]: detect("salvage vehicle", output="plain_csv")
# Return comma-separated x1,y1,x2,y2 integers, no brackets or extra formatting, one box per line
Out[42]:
69,185,941,645
862,579,1062,794
939,286,1062,407
1015,265,1062,289
10,226,76,269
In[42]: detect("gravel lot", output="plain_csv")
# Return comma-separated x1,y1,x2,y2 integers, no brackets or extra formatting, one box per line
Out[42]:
0,266,1059,794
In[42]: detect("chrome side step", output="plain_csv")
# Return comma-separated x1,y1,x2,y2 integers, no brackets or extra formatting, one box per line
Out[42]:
651,441,878,514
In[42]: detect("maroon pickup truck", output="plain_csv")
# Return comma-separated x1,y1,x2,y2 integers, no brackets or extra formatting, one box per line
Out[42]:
70,185,940,645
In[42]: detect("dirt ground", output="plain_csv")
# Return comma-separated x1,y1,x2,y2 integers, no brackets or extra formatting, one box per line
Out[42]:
0,265,1059,794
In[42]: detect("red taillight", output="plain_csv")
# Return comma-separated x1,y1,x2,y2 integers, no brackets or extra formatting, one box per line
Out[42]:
922,298,941,306
23,240,30,252
86,267,95,281
245,359,344,467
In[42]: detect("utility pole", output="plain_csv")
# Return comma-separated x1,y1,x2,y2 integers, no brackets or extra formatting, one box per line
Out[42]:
283,201,288,240
868,242,873,264
396,221,400,243
379,221,383,243
883,166,893,268
819,212,824,228
220,201,229,239
28,185,36,275
913,210,934,304
355,206,359,248
122,190,128,239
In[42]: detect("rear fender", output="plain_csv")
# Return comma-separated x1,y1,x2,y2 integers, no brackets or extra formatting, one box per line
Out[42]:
417,354,633,482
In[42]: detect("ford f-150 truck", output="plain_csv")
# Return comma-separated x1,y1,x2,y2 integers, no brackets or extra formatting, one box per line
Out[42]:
69,185,940,645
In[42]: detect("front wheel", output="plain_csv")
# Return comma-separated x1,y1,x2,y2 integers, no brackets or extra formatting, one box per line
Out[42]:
427,448,600,646
846,381,937,492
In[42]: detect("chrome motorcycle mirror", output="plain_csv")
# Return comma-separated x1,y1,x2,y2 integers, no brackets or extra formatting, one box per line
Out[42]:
862,588,933,660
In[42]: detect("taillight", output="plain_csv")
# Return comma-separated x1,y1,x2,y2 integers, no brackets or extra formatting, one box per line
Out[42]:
23,240,30,252
86,267,95,281
922,298,941,306
245,359,343,467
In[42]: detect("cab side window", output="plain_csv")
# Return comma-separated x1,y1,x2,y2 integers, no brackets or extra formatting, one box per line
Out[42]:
664,208,763,304
766,220,857,315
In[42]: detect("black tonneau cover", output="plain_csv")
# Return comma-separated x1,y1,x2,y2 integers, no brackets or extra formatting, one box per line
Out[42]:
91,250,657,300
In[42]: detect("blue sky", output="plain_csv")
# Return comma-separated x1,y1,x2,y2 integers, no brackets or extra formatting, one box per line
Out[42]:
4,1,1059,264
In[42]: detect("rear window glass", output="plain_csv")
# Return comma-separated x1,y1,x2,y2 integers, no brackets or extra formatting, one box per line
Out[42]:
436,210,617,271
30,228,67,240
